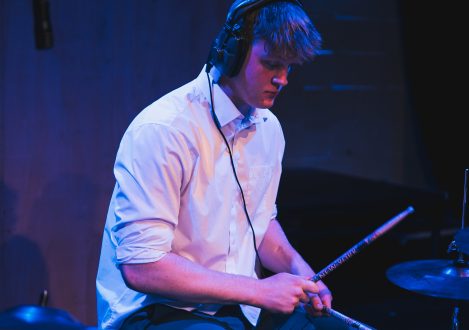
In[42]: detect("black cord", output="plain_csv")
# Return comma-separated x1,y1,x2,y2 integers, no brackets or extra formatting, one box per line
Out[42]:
206,72,265,275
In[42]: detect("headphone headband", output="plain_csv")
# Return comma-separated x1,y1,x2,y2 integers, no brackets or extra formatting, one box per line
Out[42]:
206,0,305,77
227,0,303,26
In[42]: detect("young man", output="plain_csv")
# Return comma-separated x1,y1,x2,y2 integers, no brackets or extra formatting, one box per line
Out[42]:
96,1,352,329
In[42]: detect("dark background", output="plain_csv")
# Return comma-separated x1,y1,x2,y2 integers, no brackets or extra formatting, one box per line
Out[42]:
1,0,467,329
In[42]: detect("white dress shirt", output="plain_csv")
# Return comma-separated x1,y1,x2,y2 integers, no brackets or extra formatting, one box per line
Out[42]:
96,67,285,329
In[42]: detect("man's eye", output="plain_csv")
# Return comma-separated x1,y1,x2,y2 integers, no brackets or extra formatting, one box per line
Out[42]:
263,61,294,72
264,61,276,69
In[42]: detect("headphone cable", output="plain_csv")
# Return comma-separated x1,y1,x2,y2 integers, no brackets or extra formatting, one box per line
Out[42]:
206,72,265,276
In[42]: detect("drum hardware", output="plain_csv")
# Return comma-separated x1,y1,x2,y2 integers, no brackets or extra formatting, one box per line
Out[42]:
454,227,469,256
386,168,469,330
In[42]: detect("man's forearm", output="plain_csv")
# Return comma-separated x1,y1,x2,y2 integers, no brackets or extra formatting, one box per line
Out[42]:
258,219,315,277
121,252,262,306
259,218,333,298
121,246,321,314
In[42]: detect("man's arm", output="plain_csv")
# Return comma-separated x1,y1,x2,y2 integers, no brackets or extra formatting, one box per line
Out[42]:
121,251,319,314
258,219,332,313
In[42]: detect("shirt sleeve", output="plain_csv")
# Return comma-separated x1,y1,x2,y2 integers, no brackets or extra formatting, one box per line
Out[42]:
271,112,284,222
111,123,195,264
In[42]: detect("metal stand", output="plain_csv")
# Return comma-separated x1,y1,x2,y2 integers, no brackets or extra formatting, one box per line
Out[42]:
451,305,459,330
450,168,469,330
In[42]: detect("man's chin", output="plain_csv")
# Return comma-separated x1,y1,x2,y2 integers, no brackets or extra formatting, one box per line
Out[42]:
260,99,276,109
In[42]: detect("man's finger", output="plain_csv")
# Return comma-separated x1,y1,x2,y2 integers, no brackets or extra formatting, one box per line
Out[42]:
310,294,323,311
301,278,318,294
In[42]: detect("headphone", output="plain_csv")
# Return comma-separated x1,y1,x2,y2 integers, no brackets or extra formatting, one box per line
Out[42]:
206,0,304,77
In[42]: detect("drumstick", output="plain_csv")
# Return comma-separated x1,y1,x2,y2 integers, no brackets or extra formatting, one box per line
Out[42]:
311,206,414,283
323,307,376,330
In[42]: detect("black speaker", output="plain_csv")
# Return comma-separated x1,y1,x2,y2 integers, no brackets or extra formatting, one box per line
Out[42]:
206,0,303,77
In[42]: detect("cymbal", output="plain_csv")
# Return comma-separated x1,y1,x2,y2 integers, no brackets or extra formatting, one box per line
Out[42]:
0,305,93,330
386,259,469,301
455,228,469,255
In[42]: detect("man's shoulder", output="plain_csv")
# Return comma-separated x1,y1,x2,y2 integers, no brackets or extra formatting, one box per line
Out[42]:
129,78,203,131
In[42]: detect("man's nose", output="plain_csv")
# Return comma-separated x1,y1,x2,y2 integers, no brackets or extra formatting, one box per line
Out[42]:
272,70,289,88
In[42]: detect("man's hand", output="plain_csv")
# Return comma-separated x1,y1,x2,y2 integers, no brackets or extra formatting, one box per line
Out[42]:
303,281,332,316
257,273,319,314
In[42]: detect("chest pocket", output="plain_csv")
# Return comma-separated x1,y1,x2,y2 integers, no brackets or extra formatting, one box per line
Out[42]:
246,165,274,214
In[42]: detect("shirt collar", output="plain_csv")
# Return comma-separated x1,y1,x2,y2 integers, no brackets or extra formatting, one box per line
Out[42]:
195,66,264,129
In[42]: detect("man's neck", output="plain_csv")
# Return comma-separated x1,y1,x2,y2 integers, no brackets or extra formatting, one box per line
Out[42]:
218,76,252,117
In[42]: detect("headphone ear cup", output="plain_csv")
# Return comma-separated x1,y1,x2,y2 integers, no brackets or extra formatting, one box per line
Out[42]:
207,28,249,77
207,30,227,72
223,35,248,77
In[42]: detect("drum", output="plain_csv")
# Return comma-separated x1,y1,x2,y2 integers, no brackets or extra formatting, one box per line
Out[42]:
0,304,95,330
